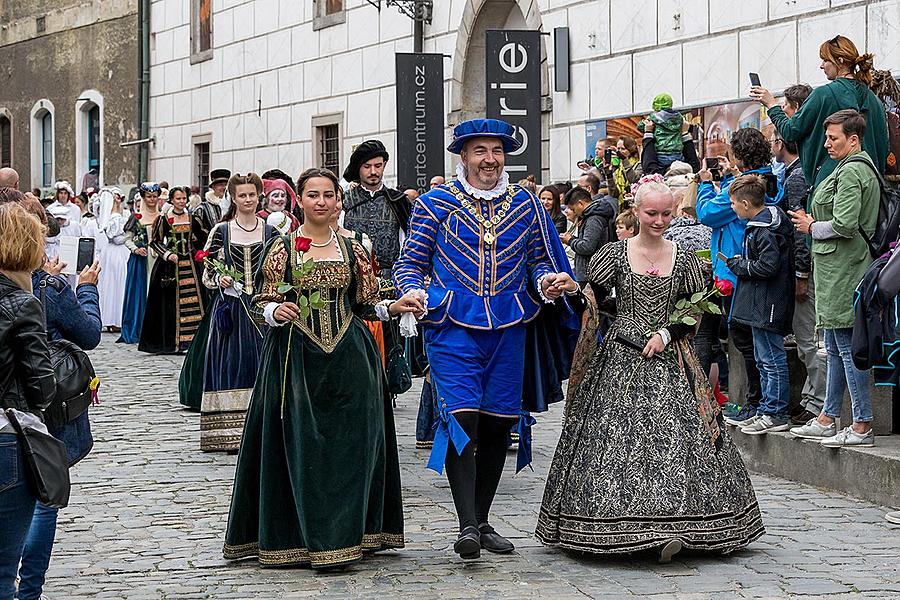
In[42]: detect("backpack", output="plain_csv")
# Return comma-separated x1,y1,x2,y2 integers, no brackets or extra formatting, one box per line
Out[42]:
37,277,97,432
844,155,900,259
870,70,900,182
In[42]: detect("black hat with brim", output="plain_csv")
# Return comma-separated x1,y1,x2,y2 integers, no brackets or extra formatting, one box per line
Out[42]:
209,168,231,185
342,140,389,183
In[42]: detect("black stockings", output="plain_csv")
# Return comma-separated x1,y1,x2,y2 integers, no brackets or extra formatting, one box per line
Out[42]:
443,412,514,531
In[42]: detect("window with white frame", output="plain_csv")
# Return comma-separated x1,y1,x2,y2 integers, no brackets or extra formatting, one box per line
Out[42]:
190,0,213,64
75,90,104,191
313,0,345,30
30,100,55,188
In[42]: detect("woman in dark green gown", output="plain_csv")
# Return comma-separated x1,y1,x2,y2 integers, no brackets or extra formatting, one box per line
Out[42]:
223,168,423,569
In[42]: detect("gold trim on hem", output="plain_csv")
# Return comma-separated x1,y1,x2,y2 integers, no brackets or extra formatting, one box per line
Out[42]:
223,532,405,567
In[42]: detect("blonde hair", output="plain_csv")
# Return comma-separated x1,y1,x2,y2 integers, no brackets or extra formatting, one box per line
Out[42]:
616,208,640,232
633,179,673,208
820,35,874,87
0,203,47,272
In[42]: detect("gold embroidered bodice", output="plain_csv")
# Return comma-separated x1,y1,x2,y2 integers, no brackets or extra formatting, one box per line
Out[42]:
255,233,381,353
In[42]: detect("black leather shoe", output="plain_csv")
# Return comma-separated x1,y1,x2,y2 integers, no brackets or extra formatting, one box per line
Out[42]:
454,526,481,559
478,523,514,554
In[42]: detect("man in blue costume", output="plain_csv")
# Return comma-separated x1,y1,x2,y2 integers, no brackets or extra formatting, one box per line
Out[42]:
394,118,578,559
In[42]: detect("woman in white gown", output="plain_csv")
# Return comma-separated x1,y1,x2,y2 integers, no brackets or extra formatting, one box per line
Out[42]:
97,188,130,331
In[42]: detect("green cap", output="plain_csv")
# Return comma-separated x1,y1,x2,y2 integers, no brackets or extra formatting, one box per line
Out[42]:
652,93,673,111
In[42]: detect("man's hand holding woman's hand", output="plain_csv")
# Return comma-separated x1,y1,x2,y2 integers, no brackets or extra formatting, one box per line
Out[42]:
541,272,578,300
389,291,426,317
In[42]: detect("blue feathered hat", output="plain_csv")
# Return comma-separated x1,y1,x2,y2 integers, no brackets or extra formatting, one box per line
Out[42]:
447,118,522,154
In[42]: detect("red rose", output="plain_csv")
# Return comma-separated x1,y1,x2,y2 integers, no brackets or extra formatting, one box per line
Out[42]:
194,250,209,263
167,216,175,225
715,278,734,296
134,213,142,219
295,236,312,252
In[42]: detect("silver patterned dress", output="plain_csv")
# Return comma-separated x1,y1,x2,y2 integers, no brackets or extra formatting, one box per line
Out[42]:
536,240,764,554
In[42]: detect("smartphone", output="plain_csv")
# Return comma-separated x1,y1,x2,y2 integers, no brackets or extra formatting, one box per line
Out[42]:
749,72,761,87
604,147,614,164
716,251,729,262
705,157,722,182
76,238,95,273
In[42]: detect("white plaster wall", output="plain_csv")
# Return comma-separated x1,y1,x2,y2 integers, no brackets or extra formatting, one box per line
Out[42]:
148,0,900,185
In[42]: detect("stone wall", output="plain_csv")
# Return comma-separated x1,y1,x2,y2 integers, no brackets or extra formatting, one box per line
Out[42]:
0,3,140,190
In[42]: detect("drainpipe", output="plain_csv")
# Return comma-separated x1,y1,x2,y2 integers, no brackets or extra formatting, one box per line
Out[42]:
138,0,150,183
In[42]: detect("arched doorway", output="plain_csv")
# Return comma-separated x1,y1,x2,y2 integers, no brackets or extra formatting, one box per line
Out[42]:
450,0,550,181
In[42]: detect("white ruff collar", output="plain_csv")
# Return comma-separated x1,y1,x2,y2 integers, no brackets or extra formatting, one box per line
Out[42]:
454,162,510,200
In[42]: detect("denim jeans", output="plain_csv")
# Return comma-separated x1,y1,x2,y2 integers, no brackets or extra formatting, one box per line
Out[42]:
0,432,37,600
751,327,790,420
823,328,873,423
17,503,58,600
17,415,92,599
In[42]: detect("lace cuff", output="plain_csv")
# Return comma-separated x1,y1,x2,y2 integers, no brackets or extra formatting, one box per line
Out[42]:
536,273,555,304
374,301,392,322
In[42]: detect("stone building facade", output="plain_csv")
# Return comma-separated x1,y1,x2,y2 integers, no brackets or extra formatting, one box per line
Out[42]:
0,0,140,192
146,0,900,187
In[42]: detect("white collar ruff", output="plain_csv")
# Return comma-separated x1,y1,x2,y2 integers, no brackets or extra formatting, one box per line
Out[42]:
454,162,510,200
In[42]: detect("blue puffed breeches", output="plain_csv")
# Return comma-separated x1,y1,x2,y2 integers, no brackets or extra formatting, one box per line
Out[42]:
423,323,535,473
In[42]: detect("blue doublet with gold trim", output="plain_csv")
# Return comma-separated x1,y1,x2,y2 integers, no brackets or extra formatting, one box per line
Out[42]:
394,180,562,473
394,182,553,328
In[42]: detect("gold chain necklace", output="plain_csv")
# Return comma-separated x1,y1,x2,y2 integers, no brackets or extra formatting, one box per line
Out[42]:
451,185,514,245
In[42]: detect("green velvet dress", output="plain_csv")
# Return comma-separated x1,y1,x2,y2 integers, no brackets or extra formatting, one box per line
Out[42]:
223,234,404,569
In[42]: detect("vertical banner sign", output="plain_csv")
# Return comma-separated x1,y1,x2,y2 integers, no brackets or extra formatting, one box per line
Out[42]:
486,30,541,178
396,53,445,194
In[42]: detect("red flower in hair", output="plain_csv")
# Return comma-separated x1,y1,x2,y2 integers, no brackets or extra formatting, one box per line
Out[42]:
194,250,209,263
295,236,312,252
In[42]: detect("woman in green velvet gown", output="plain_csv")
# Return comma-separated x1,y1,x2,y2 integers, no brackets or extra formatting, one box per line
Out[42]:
223,168,423,569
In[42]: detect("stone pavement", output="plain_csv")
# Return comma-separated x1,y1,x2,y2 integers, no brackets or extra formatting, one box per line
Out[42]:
42,334,900,599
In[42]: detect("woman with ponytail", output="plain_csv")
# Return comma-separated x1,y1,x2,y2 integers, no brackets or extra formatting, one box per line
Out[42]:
750,35,888,190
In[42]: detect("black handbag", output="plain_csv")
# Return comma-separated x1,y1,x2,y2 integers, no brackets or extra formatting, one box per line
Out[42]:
37,277,97,432
5,409,71,509
385,321,412,396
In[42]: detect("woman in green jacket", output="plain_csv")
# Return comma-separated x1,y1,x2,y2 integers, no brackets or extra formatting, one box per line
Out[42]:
751,35,888,190
788,110,880,448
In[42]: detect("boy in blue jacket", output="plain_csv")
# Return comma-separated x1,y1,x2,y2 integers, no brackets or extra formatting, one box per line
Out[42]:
724,175,795,435
696,128,784,425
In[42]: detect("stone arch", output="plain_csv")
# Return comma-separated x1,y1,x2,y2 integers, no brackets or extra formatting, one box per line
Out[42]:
450,0,550,180
75,89,105,190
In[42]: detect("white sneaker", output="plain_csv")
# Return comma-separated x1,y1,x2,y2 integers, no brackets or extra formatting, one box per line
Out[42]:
886,510,900,525
789,418,837,440
820,426,875,448
741,415,791,435
725,413,759,428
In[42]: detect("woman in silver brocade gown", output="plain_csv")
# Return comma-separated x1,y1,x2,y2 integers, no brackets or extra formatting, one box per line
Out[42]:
536,179,763,562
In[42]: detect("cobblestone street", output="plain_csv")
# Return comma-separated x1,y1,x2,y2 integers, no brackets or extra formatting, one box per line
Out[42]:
42,335,900,599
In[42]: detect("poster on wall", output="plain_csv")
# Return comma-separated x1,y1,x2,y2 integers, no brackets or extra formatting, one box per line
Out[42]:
395,53,445,193
584,119,606,161
702,101,773,158
485,30,542,178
